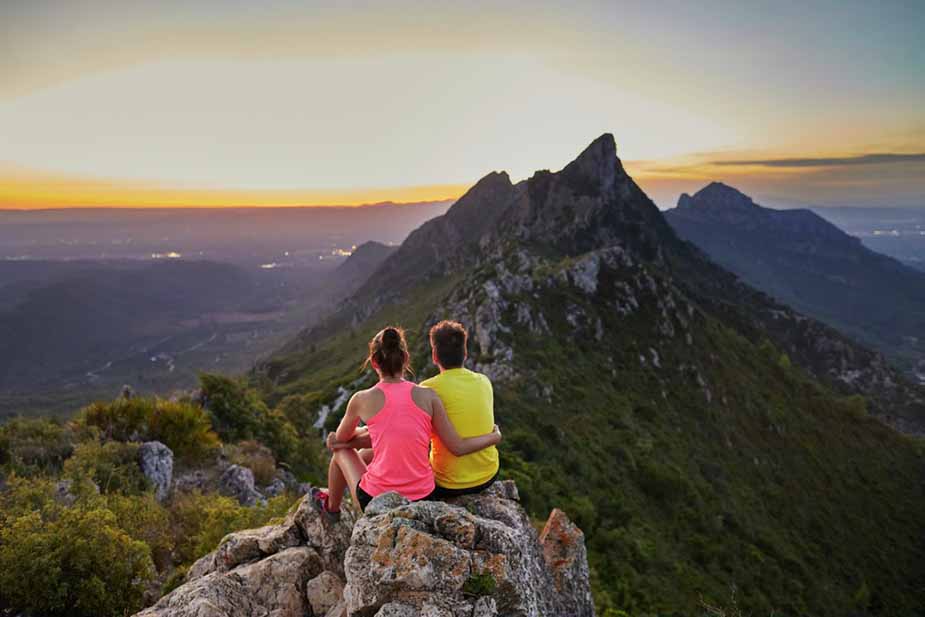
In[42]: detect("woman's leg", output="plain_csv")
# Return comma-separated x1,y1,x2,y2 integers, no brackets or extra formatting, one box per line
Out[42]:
327,448,368,511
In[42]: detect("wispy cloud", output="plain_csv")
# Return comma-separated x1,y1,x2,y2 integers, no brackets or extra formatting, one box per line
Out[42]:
712,153,925,168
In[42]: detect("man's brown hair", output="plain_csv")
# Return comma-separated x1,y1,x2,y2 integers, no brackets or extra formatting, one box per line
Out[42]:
429,320,468,369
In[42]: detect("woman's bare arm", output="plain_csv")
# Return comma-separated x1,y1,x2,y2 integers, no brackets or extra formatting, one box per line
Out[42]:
430,393,501,456
334,393,364,444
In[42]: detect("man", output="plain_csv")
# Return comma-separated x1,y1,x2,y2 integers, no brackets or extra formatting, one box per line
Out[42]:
421,320,499,496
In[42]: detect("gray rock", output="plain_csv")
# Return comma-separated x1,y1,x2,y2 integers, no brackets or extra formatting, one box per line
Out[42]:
364,491,410,516
54,479,78,506
137,546,322,617
134,482,593,617
540,509,595,617
138,441,173,502
218,464,265,507
263,477,287,497
374,603,418,617
305,570,344,616
344,481,593,617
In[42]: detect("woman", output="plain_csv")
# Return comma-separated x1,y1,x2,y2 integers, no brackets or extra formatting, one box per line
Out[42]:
311,326,501,517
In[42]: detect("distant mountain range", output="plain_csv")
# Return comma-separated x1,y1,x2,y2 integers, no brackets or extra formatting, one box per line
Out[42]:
254,135,925,614
0,206,435,417
665,182,925,379
0,201,450,265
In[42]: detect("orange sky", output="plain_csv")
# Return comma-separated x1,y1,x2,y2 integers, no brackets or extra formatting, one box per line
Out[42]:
2,2,923,209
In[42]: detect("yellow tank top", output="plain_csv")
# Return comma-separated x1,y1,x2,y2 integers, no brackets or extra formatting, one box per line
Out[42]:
421,368,499,489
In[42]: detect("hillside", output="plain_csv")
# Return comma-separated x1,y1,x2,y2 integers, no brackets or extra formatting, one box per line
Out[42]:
255,135,925,615
666,182,925,376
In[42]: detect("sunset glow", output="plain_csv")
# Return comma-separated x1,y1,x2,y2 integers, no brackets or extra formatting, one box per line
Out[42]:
2,1,923,209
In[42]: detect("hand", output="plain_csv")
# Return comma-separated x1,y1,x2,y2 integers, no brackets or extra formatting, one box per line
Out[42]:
325,432,341,451
492,424,502,443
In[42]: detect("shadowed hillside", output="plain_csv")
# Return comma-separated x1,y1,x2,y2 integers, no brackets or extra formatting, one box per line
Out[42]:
666,182,925,380
254,135,925,615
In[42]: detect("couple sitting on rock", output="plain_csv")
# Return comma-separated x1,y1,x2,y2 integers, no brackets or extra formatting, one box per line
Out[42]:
311,320,502,518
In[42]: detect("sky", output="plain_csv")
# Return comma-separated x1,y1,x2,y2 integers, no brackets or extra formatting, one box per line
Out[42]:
1,0,923,209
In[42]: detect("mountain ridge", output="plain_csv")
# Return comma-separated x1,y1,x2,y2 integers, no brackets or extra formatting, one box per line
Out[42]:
254,134,925,614
667,182,925,392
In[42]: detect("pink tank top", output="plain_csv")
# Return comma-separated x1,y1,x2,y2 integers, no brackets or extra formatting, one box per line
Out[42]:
358,380,435,501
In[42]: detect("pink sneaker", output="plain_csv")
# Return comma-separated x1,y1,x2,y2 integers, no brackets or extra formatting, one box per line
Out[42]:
309,487,341,522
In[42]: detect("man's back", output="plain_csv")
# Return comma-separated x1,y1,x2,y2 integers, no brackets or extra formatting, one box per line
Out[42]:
421,367,498,489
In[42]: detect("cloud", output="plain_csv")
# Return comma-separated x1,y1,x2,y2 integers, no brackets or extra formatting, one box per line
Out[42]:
712,153,925,168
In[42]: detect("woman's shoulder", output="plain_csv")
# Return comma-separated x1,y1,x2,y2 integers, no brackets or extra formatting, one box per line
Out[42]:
410,384,436,399
350,385,383,405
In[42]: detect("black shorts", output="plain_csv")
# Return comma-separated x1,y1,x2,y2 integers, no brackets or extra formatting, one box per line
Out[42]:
429,470,499,499
355,482,375,511
355,481,433,512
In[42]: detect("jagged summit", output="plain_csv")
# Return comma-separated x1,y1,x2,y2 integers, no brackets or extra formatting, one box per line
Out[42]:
560,133,623,195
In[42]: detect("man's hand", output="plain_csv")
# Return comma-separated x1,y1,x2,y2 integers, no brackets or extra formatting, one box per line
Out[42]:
492,424,502,443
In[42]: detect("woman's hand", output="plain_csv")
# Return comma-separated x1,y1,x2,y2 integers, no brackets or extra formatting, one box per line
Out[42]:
492,424,503,444
326,432,351,451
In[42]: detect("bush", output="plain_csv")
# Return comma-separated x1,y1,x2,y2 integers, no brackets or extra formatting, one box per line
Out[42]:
0,506,154,617
63,441,149,495
199,373,323,479
226,440,276,485
199,373,266,442
77,397,220,464
106,493,175,571
169,491,297,566
276,392,323,433
149,400,220,463
0,418,74,476
78,398,154,441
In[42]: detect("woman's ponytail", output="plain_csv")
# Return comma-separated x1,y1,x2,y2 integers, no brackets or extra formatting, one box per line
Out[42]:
365,326,411,377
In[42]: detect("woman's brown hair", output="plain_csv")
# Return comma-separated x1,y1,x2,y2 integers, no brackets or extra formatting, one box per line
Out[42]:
364,326,411,377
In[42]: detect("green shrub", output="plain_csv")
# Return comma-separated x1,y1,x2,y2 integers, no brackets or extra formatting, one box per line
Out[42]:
77,396,220,464
226,440,277,485
200,373,324,479
0,506,154,617
106,493,175,571
169,491,297,565
78,398,154,441
0,418,74,476
64,441,150,495
463,572,497,596
276,392,323,432
149,400,220,463
199,373,266,442
0,475,58,526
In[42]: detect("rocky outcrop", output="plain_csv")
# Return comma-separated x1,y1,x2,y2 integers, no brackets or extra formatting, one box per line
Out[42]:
135,481,593,617
138,441,173,502
219,464,265,506
345,481,591,617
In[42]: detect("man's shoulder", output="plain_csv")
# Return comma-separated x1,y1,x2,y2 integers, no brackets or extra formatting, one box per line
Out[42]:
419,374,440,388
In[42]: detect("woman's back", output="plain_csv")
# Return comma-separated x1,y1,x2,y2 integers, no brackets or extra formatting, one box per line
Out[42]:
358,380,435,500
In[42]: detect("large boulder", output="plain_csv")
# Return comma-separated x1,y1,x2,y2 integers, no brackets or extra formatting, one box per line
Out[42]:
138,441,173,502
343,481,594,617
539,508,595,617
137,546,322,617
218,464,265,506
132,481,593,617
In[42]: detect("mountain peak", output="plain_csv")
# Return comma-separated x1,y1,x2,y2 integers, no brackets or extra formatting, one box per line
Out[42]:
679,182,756,210
561,133,622,195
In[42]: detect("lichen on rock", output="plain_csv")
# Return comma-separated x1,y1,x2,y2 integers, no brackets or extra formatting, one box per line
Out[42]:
134,480,593,617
